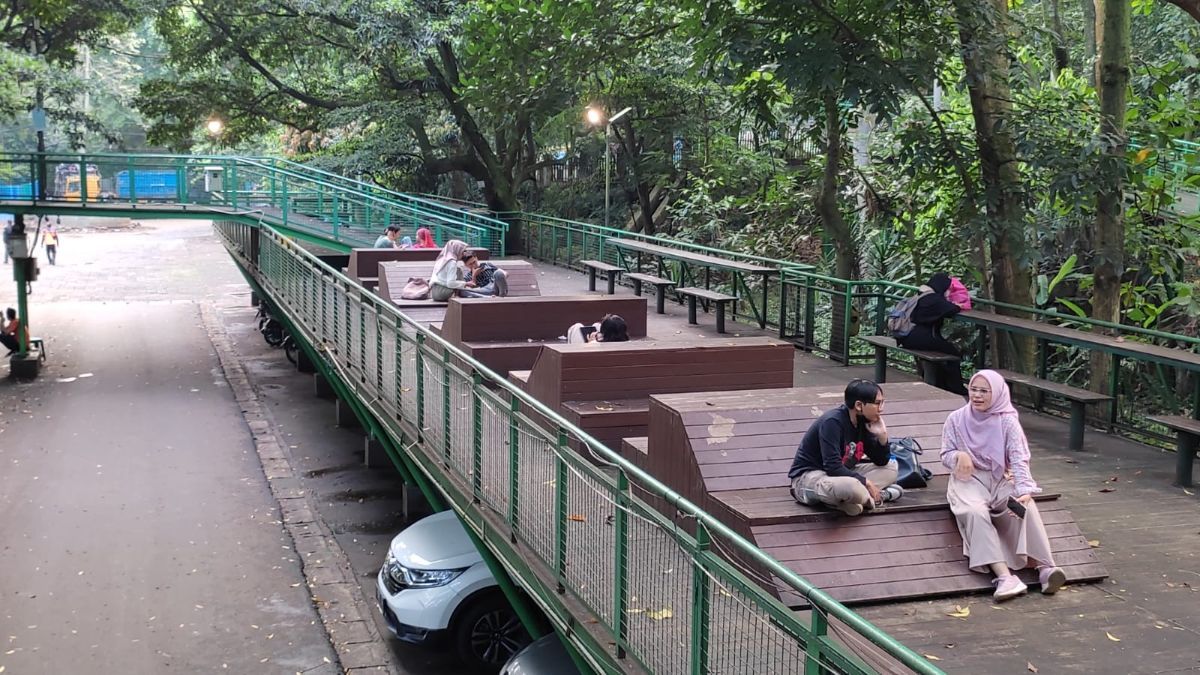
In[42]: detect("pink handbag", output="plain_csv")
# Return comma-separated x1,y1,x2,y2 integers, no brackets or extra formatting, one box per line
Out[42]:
947,276,972,310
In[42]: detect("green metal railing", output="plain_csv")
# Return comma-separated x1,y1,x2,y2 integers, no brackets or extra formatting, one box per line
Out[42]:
218,220,942,675
0,152,505,255
504,212,1198,441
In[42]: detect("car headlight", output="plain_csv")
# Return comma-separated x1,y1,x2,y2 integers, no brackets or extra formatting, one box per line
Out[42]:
401,567,468,588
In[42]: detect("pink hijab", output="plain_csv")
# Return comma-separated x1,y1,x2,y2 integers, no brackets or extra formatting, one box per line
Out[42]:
946,370,1018,472
414,227,436,248
431,239,469,277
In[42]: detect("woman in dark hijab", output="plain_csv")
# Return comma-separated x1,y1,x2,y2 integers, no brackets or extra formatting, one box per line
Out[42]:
899,273,968,395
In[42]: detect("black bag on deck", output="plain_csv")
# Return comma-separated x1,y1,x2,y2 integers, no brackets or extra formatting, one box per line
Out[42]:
889,437,932,489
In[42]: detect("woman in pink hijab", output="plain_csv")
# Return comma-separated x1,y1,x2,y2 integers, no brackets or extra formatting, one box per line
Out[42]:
414,227,436,249
941,370,1065,601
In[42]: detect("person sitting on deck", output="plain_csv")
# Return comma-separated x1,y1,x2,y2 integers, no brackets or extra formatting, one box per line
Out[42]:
897,272,969,395
374,225,401,249
565,314,629,344
458,251,508,297
941,370,1066,601
429,240,472,301
398,236,413,249
414,227,437,249
787,379,903,516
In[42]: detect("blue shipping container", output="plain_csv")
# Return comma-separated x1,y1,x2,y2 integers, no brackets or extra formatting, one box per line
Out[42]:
116,170,179,199
0,182,37,199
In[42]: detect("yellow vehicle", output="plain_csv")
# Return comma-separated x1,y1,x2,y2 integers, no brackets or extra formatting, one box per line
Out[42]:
55,164,103,202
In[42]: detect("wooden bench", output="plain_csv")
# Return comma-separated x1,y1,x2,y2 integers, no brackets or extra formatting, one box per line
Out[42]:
347,246,488,280
376,260,540,310
676,287,737,333
510,338,794,450
580,259,622,295
434,296,648,375
1148,415,1200,487
859,335,960,386
620,382,1107,605
994,369,1113,452
627,273,676,314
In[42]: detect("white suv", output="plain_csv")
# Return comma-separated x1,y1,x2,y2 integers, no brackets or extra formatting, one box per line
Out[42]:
376,510,533,670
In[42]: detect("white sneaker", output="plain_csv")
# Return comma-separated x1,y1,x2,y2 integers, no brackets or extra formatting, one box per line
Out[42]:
880,484,904,503
993,575,1028,601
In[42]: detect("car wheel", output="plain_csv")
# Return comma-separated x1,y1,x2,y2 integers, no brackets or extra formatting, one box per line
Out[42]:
452,594,531,672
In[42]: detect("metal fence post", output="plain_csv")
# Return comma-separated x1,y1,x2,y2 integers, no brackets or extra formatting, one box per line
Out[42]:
613,471,630,659
508,397,521,539
690,522,712,675
554,428,568,593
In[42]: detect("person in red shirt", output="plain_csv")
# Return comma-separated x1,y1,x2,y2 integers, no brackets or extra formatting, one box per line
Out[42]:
2,307,27,354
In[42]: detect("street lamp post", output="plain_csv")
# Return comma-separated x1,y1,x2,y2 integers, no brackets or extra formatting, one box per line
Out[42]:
586,106,632,229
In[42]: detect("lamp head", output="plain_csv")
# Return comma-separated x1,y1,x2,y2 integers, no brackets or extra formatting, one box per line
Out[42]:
585,107,605,127
206,118,225,136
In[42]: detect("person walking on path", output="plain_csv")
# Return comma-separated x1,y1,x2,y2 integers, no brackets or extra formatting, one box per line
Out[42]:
941,369,1067,601
2,218,12,264
44,223,59,265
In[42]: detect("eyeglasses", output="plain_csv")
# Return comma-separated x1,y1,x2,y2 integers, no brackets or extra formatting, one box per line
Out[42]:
968,387,991,395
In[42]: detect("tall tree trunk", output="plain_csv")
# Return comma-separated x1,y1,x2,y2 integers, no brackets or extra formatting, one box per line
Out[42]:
819,91,858,280
952,0,1034,371
1090,0,1130,398
1081,0,1098,85
818,91,860,362
1050,0,1071,75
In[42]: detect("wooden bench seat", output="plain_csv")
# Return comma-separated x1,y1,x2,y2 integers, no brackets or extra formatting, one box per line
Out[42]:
437,296,648,375
347,246,488,280
676,287,738,333
513,338,795,451
1148,415,1200,486
994,368,1113,451
859,334,960,386
580,259,622,295
376,260,540,310
626,273,676,314
630,382,1107,605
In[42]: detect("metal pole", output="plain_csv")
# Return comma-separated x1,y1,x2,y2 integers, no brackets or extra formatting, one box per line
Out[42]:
604,123,611,230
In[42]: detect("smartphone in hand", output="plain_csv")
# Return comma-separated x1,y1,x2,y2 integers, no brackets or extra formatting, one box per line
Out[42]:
1006,496,1027,519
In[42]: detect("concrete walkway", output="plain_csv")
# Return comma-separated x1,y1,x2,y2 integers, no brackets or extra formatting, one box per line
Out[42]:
0,220,338,674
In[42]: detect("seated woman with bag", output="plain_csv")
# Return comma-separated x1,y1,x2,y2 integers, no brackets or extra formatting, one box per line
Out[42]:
429,240,471,301
941,369,1066,602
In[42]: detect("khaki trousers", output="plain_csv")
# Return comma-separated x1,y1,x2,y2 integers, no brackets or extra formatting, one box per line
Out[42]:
947,471,1056,573
790,460,899,515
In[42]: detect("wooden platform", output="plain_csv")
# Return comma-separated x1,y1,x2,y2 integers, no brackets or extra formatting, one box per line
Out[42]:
627,382,1108,606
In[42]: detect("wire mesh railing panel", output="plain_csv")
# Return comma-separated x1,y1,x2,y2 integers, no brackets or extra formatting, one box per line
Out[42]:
512,419,559,567
398,332,419,423
705,574,809,675
476,389,514,514
622,514,695,673
447,371,474,473
561,464,617,627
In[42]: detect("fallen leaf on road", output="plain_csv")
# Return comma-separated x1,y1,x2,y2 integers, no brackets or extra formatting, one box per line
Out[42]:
947,605,970,618
1106,631,1121,642
1088,540,1101,547
1099,487,1116,493
1027,662,1038,672
923,654,941,661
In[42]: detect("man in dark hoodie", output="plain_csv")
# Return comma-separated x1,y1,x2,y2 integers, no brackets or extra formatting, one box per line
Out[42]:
899,272,968,395
788,379,903,516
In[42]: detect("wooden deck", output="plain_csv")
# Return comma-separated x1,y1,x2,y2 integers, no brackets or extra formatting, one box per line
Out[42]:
385,256,1199,674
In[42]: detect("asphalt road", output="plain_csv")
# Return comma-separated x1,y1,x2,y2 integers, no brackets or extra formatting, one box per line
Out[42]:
0,218,456,674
